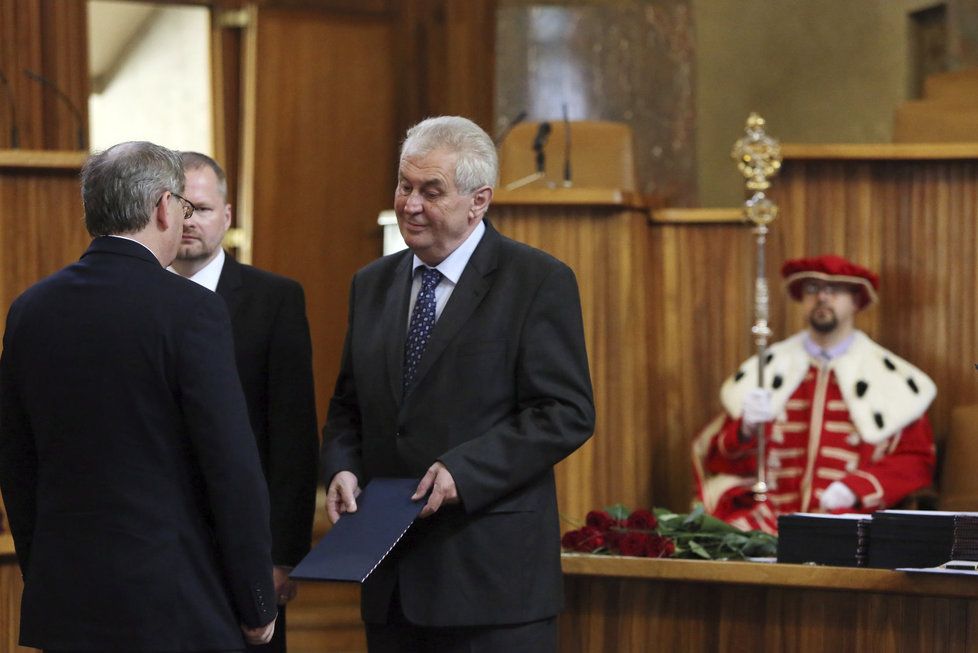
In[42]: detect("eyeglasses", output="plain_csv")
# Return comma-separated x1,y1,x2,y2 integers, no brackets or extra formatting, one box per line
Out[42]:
156,190,196,220
802,281,851,296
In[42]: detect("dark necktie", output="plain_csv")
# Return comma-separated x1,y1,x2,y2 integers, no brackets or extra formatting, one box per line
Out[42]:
403,267,443,394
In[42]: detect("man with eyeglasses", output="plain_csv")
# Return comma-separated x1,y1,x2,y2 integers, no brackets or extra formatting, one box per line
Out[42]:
171,152,319,653
692,254,936,534
0,141,277,650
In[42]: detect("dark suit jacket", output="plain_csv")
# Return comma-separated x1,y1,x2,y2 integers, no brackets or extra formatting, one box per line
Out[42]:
322,220,595,627
216,255,318,568
0,237,276,651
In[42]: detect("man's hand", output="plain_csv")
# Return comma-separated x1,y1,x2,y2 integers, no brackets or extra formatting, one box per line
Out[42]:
412,461,459,518
273,565,297,605
820,481,857,511
241,617,276,646
326,471,361,524
742,387,774,430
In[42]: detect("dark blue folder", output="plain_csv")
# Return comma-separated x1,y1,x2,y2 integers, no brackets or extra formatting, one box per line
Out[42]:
290,477,423,583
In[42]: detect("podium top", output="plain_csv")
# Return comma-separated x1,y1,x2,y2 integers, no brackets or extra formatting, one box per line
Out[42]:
498,120,638,192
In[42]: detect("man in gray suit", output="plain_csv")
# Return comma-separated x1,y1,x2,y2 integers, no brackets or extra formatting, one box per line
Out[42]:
322,116,595,651
0,142,276,651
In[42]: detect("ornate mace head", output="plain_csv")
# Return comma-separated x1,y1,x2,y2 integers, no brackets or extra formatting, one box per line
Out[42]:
731,113,783,226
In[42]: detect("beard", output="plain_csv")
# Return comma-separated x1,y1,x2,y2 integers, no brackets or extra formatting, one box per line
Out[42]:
808,306,838,333
176,239,213,262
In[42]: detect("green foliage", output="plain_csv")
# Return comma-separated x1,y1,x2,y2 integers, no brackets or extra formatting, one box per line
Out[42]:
653,505,777,560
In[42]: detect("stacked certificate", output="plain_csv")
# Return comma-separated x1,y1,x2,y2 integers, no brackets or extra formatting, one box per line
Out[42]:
867,510,978,569
776,513,872,567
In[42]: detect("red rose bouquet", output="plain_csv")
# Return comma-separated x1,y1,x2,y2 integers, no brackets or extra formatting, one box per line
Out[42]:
562,504,777,560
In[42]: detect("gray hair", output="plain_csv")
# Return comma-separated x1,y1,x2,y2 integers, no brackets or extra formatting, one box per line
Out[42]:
400,116,498,193
81,141,184,237
181,151,228,202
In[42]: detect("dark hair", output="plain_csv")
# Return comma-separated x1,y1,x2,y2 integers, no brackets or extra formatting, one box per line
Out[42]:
81,141,184,237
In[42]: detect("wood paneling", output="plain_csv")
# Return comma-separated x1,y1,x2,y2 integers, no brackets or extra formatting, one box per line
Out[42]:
0,0,88,150
0,552,39,653
492,205,654,518
247,7,398,421
0,158,88,313
393,0,496,137
560,555,978,652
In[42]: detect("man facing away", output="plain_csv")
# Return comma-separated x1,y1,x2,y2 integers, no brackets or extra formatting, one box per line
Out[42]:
171,152,319,653
322,116,596,652
693,254,936,534
0,142,276,650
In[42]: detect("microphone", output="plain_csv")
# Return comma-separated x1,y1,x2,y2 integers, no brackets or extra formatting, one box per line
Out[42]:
494,109,527,146
23,68,86,150
532,121,551,174
562,103,572,186
0,69,19,148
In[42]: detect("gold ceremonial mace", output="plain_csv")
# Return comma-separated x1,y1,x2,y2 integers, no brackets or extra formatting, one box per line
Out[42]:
731,113,782,502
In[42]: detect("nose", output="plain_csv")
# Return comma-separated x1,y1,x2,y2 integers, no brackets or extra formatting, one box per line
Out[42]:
404,191,424,213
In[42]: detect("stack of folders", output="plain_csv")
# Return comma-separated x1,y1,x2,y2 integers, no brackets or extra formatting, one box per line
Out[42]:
776,513,872,567
867,510,978,569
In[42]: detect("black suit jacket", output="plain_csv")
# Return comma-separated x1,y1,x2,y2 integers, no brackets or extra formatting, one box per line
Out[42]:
322,220,595,627
0,237,276,651
216,255,318,568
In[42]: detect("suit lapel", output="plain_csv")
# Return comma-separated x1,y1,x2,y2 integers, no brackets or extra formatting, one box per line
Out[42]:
386,253,415,406
404,222,499,401
215,252,243,316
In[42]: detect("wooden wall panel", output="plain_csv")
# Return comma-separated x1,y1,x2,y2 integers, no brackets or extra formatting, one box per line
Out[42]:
248,8,398,421
491,207,654,519
561,573,978,653
0,552,39,653
393,0,496,137
0,0,88,150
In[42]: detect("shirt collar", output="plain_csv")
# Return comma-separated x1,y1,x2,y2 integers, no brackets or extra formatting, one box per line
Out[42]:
107,234,158,261
168,248,225,292
411,220,486,283
803,331,855,361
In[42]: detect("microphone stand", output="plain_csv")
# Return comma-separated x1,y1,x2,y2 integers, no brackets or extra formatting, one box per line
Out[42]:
505,121,551,191
730,113,782,503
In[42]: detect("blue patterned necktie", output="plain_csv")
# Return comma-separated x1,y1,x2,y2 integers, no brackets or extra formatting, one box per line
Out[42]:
403,267,443,394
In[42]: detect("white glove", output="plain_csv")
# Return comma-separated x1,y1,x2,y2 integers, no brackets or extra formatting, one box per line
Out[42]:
820,481,857,511
742,387,774,430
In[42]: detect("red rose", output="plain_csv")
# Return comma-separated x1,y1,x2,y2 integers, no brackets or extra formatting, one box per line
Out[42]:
626,508,658,531
561,529,583,551
618,531,651,557
585,510,615,532
604,528,623,550
646,535,675,558
576,526,605,552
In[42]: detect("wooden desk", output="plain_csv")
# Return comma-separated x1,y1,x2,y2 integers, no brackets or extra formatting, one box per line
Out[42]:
560,554,978,651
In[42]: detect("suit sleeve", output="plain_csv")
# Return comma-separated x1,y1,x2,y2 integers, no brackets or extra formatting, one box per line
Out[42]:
178,295,276,627
265,282,319,567
0,301,37,574
321,277,364,485
439,263,596,514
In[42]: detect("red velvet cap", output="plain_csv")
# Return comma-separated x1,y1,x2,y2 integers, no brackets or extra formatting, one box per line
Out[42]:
781,254,879,308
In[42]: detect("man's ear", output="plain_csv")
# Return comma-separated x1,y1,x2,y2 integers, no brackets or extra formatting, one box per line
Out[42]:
155,191,173,233
469,186,493,221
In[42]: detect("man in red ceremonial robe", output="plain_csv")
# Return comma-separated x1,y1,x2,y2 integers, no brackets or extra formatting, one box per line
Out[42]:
692,254,936,534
